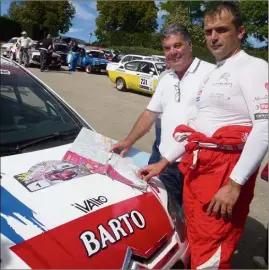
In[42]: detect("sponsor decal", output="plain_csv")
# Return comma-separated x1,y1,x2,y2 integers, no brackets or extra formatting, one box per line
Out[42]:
209,93,231,100
255,103,268,110
260,103,268,110
254,95,268,102
10,193,173,268
241,132,249,142
80,210,146,258
196,89,203,102
212,72,232,87
265,83,268,90
72,196,108,213
140,76,153,91
254,113,268,120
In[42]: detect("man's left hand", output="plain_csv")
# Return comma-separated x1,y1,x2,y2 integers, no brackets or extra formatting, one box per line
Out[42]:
206,179,242,220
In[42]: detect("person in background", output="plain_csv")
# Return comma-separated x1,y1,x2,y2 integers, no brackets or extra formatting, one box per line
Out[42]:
110,24,215,208
38,34,54,72
17,31,33,67
69,41,80,72
138,2,268,268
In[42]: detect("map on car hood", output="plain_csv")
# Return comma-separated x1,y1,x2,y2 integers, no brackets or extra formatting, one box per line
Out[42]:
63,128,148,190
13,128,148,192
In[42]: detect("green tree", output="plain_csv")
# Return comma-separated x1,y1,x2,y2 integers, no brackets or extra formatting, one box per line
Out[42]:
8,1,75,36
160,1,268,47
239,1,268,44
160,1,205,46
95,1,158,44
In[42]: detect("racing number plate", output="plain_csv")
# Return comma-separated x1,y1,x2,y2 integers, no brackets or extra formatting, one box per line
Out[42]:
140,76,152,92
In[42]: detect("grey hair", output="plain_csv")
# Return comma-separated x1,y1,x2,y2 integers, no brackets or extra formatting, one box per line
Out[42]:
161,23,192,44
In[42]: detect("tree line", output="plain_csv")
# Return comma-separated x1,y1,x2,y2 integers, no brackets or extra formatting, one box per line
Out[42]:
2,0,268,61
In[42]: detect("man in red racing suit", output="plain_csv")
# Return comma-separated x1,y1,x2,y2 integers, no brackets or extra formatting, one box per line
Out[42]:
138,2,268,268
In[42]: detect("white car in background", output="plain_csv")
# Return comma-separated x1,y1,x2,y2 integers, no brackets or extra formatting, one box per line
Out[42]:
106,54,157,72
0,56,190,269
1,37,19,58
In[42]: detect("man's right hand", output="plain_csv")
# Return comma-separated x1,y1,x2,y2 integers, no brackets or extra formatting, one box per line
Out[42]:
110,139,132,157
137,158,170,182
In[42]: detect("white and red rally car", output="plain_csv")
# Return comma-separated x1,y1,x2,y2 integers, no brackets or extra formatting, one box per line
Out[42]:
0,57,190,269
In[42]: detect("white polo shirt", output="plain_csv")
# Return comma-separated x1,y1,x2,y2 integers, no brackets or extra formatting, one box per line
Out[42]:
147,58,215,162
18,37,32,48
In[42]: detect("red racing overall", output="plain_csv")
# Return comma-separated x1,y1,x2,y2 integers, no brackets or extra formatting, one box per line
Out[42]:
173,125,259,269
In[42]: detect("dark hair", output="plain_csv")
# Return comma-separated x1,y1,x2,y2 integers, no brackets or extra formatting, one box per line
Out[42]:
161,23,191,44
204,1,243,30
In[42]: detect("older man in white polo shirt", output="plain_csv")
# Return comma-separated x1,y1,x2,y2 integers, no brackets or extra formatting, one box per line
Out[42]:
110,24,215,206
18,31,33,67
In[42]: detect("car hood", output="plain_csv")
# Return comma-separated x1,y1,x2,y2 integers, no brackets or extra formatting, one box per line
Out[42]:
1,43,13,49
30,50,60,57
1,144,171,269
93,57,109,63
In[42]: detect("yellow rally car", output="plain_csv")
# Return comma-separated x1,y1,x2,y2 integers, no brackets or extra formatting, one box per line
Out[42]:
108,60,166,95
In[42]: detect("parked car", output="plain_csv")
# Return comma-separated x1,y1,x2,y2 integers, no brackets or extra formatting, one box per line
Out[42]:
14,41,61,69
108,60,166,95
0,56,189,269
106,54,157,72
53,42,69,65
152,55,166,62
1,37,19,58
68,48,110,74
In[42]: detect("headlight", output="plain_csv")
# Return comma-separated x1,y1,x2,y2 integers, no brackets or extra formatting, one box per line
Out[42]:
167,195,186,242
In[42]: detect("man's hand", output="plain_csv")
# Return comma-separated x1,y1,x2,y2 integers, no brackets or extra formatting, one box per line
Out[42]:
137,158,170,182
207,179,242,220
109,139,132,157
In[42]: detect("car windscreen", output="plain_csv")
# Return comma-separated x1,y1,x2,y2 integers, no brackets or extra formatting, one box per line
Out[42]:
155,63,166,74
8,38,17,43
0,62,83,151
89,51,105,58
104,50,112,56
54,44,68,52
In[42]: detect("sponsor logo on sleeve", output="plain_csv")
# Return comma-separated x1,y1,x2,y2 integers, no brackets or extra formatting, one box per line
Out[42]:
255,103,268,111
254,113,268,120
196,89,203,102
254,95,268,102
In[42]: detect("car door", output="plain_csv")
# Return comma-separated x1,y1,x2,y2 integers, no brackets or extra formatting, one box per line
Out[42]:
135,62,158,93
122,61,141,90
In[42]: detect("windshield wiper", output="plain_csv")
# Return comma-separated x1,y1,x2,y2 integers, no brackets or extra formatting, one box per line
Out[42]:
1,129,80,154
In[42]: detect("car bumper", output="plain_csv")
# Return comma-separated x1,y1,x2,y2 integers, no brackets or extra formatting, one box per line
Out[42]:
92,64,108,73
126,232,190,269
1,50,9,57
30,59,61,67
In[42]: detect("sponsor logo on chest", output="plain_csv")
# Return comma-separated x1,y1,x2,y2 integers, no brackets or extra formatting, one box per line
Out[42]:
212,72,233,87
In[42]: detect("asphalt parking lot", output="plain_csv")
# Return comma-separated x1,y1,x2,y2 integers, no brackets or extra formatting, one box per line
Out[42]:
28,66,268,269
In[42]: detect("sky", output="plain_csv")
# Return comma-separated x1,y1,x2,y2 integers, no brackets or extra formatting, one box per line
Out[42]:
0,0,167,43
0,0,266,47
